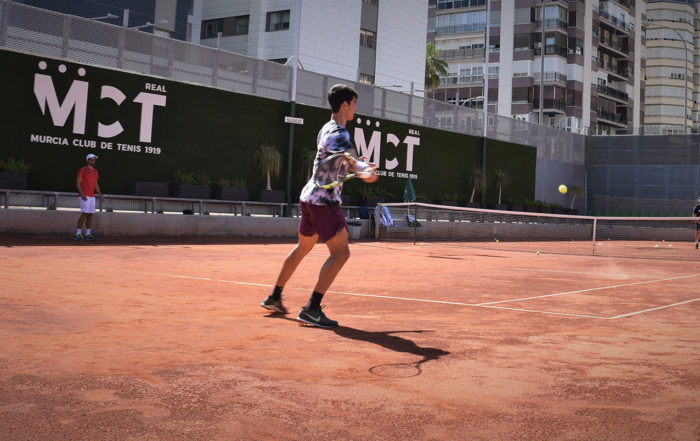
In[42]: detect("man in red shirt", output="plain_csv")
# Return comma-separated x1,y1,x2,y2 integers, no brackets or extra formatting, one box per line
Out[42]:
74,153,105,241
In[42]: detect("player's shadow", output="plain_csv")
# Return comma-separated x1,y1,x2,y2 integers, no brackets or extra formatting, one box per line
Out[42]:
333,326,450,377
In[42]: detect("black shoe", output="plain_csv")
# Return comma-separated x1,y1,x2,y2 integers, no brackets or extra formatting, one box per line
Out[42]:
73,234,84,241
84,234,96,241
297,305,338,328
260,295,287,314
696,243,698,249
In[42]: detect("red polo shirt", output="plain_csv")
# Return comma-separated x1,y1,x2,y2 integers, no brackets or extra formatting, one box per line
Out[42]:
77,166,99,197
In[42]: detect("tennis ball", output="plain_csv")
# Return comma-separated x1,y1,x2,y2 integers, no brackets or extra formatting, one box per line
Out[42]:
558,184,567,194
494,238,499,242
536,251,540,255
420,242,424,246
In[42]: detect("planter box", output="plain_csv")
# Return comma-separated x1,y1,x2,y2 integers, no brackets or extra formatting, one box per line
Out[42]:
465,202,481,208
171,183,210,199
510,204,524,212
0,172,27,190
439,200,458,206
552,207,566,214
258,189,285,203
565,208,579,215
492,203,508,211
212,185,248,201
525,205,539,213
538,207,552,214
129,181,168,197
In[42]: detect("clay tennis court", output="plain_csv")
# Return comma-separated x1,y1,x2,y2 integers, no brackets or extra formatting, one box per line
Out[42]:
1,235,699,440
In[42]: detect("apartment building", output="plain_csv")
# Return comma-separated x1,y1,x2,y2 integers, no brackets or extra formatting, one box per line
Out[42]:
429,0,645,135
199,0,427,95
644,0,696,134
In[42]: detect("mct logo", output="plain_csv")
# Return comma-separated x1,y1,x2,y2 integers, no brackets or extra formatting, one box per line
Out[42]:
33,60,166,143
353,118,419,176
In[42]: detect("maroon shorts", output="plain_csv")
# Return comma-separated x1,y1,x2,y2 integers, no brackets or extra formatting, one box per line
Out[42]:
298,201,347,243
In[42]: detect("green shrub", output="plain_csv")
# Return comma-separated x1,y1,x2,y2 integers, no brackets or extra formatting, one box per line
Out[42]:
0,157,31,174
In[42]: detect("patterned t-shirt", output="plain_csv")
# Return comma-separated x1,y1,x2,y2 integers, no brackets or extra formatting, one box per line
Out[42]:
299,120,355,206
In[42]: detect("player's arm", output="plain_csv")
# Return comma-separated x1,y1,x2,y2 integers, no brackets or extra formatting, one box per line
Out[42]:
94,181,105,202
76,174,86,201
343,148,378,183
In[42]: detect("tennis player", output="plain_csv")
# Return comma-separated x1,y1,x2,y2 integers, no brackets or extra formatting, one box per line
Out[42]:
74,153,105,241
261,84,377,328
694,196,700,249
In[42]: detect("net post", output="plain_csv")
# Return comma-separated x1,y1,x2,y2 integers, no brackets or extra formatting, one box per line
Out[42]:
374,203,381,240
591,218,597,255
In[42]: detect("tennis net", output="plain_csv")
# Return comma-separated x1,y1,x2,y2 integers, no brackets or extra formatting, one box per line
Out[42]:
374,203,699,261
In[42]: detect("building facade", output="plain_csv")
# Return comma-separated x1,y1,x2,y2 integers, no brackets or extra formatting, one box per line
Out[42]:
644,0,696,134
429,0,646,135
198,0,427,95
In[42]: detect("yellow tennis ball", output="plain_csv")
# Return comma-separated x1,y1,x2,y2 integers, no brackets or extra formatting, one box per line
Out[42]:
419,242,424,246
536,251,540,255
558,184,567,194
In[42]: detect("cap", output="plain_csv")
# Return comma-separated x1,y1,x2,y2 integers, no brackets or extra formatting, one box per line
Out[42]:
86,154,98,160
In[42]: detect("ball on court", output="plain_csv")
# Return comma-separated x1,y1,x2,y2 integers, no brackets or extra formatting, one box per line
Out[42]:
558,184,567,194
536,251,540,255
419,242,424,246
494,238,499,243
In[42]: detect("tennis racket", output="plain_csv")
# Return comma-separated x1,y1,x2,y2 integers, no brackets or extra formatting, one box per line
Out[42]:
314,151,376,190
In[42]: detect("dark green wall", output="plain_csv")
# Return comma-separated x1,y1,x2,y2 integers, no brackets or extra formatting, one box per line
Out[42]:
0,48,535,206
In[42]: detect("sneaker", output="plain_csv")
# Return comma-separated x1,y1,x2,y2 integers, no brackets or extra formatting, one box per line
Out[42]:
84,234,96,241
260,295,287,314
297,305,338,328
73,234,84,241
696,243,698,249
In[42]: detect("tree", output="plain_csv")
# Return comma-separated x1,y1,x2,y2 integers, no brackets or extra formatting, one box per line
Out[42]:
425,42,448,96
297,148,316,182
255,143,281,191
569,184,584,209
468,167,487,203
492,169,510,205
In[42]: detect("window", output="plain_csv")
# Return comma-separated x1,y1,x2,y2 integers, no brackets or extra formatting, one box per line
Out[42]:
266,10,290,32
201,19,224,39
360,29,375,48
232,15,249,35
514,7,533,25
359,73,375,85
201,15,249,39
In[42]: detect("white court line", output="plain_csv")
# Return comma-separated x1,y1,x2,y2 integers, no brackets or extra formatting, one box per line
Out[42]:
477,273,700,306
608,298,700,319
167,274,699,320
167,274,607,319
507,267,644,278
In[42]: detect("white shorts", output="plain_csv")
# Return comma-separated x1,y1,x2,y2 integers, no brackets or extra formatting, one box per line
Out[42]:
79,196,96,214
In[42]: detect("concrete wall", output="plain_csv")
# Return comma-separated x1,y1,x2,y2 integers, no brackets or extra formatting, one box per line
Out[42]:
0,209,373,239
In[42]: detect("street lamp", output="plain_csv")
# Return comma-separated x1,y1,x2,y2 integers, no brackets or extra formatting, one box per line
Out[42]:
130,19,168,30
643,20,689,134
90,13,119,21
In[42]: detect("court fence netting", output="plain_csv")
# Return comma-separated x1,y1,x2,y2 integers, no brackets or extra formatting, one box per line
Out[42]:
375,203,700,261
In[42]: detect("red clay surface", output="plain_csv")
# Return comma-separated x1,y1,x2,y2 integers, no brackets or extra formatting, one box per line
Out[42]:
1,235,699,440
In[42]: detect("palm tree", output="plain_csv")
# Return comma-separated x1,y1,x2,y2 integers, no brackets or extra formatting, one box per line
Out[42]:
492,169,509,205
425,42,448,97
255,143,281,191
468,167,487,203
569,184,584,209
297,148,316,182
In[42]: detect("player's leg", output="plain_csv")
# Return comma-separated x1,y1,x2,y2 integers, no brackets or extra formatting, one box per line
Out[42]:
297,227,349,328
83,197,96,240
695,225,699,248
261,232,318,313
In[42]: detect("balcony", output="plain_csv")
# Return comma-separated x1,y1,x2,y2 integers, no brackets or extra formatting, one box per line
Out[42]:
436,0,485,10
600,63,632,81
534,99,566,114
436,23,486,36
596,107,627,126
533,72,568,85
438,47,485,61
596,84,629,101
